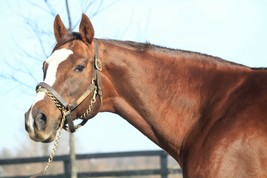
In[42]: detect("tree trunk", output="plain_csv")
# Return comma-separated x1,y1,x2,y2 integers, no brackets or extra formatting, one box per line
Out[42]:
64,0,77,177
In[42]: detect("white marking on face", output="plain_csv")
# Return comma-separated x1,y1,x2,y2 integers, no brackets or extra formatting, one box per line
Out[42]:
28,49,73,131
27,92,46,132
45,48,73,85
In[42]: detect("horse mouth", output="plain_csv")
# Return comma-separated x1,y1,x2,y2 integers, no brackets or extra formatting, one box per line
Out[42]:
42,136,56,143
29,133,56,143
27,127,57,143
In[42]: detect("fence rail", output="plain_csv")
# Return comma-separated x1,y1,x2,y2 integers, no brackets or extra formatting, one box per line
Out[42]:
0,150,182,178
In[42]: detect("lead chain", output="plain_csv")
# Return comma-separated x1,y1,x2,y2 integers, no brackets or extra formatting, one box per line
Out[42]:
30,112,66,178
31,85,97,177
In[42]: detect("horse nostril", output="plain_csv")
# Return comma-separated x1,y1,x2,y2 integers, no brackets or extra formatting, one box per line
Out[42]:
24,111,30,132
34,112,47,130
25,122,29,132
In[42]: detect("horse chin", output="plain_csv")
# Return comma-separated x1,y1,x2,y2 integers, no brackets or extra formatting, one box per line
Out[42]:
41,135,56,143
29,130,56,143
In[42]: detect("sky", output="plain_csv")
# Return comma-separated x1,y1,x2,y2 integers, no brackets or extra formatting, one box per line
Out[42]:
0,0,267,157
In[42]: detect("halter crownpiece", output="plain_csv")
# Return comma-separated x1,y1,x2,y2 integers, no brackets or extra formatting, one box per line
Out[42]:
36,39,102,133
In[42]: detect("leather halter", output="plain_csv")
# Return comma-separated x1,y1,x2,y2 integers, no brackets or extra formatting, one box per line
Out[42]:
35,39,102,133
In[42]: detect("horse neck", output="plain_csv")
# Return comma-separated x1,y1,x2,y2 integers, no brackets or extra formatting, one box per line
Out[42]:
97,39,250,161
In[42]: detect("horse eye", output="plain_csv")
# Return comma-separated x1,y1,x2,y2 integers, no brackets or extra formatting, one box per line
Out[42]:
75,64,85,72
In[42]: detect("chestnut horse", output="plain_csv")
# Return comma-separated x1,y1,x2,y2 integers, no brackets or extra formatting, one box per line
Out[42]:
25,14,267,177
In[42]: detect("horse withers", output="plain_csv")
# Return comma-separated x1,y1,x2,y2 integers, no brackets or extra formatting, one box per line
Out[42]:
25,14,267,177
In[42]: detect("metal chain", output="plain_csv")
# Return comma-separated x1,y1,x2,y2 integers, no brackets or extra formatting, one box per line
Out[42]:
36,87,63,111
79,87,97,119
30,112,66,178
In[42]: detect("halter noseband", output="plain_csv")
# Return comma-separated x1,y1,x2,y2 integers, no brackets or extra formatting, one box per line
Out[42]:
35,39,102,133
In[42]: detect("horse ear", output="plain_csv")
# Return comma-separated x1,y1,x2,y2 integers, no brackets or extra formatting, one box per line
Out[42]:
53,14,69,42
79,13,94,44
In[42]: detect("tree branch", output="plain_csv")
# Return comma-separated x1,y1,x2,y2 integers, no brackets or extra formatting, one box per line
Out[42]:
65,0,72,31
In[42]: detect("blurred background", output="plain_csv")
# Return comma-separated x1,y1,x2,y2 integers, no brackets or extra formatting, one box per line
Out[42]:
0,0,266,176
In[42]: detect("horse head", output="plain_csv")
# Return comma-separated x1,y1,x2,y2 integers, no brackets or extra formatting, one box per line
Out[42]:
25,14,102,142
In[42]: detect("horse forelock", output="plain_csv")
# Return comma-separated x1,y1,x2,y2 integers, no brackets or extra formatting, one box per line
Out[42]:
52,32,82,52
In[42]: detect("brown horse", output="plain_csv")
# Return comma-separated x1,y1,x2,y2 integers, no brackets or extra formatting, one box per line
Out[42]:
25,14,267,177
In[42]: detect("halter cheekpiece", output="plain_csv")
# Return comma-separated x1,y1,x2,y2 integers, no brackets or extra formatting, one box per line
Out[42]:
35,39,102,133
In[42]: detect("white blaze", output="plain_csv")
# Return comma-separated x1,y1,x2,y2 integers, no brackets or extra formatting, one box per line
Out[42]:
45,48,73,85
27,49,73,132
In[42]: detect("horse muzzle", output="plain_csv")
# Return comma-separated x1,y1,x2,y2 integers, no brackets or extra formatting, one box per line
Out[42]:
25,108,59,143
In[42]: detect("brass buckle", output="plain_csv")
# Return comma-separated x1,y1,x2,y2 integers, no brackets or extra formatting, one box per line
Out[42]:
95,58,102,71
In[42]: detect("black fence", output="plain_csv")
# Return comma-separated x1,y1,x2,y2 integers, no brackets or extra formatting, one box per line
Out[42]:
0,150,182,178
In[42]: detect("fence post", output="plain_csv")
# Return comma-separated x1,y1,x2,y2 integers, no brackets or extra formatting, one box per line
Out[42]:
69,133,77,178
64,159,71,178
160,151,168,178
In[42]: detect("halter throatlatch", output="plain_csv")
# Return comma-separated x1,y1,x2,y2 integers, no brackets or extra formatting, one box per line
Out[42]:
35,39,102,133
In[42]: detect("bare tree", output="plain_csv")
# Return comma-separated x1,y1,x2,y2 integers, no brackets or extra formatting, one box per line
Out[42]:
4,0,119,88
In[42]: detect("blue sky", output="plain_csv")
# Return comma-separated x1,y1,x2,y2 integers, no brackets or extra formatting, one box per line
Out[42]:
0,0,267,156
